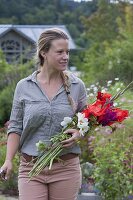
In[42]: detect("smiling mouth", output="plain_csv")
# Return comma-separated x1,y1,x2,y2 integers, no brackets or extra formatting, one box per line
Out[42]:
60,62,68,64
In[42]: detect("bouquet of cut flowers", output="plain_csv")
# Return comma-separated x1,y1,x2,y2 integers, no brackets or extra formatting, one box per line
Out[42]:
28,82,132,179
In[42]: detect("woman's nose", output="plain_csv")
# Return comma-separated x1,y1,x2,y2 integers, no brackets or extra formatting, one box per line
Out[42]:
63,52,69,59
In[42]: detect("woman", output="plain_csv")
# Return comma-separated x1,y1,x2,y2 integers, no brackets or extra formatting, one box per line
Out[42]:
0,28,87,200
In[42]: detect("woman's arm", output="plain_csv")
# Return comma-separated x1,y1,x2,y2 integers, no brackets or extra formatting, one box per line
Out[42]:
0,133,20,180
6,133,20,160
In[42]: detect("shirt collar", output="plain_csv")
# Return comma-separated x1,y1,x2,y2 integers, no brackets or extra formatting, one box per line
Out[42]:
26,70,79,84
26,71,39,83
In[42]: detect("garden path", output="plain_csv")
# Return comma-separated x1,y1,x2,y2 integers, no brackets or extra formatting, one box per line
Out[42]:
0,193,100,200
0,195,18,200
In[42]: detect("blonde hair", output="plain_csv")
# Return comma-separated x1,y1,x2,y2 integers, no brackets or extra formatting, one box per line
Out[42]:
36,28,76,111
61,72,76,112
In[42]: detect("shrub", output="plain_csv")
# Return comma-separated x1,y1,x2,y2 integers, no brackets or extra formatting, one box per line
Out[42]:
92,126,132,200
80,80,133,199
0,125,19,196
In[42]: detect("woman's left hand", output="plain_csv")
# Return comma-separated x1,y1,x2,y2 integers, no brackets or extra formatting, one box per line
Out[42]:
61,129,81,148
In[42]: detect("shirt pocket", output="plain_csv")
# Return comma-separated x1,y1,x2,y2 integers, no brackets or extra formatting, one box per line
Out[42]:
23,99,48,127
53,98,75,131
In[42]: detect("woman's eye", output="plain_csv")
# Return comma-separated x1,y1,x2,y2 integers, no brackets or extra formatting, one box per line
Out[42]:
57,51,63,54
57,50,69,55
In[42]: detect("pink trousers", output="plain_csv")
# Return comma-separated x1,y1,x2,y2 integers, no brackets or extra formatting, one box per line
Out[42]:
18,156,81,200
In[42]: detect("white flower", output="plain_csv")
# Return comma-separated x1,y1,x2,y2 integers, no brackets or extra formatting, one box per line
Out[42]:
115,77,119,81
116,88,121,92
107,80,112,87
93,86,98,93
77,113,88,123
36,140,43,148
77,113,89,136
107,80,112,84
94,127,100,131
77,121,88,129
36,140,46,151
89,93,94,97
101,89,106,93
101,87,108,92
61,117,72,127
79,126,89,136
113,102,118,107
90,84,95,88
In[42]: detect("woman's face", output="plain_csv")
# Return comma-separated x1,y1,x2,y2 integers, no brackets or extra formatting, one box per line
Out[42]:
44,38,69,71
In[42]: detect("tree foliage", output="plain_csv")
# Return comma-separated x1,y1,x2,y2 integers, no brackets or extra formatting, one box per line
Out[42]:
0,50,34,125
79,1,133,85
0,0,97,47
80,0,119,46
0,0,133,125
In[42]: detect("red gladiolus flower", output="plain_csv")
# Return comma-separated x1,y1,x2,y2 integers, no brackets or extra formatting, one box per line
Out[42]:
97,92,112,102
97,109,117,126
97,108,128,126
82,100,111,119
112,108,129,122
82,92,129,126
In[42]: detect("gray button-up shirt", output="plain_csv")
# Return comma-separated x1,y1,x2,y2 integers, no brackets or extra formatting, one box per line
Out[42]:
7,71,87,156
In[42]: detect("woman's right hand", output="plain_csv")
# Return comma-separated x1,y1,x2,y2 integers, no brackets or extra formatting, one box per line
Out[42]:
0,160,13,180
0,133,20,181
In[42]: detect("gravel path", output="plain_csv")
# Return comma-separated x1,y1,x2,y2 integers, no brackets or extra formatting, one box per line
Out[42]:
0,195,18,200
0,193,100,200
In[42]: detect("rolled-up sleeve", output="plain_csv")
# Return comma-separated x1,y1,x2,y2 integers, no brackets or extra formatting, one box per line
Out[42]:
7,82,23,135
77,81,87,112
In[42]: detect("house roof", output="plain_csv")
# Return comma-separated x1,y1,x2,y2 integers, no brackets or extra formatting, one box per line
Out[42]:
0,24,76,49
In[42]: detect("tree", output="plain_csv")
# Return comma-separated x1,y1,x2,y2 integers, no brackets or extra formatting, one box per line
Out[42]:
79,1,133,85
0,0,98,47
0,51,34,126
80,0,119,47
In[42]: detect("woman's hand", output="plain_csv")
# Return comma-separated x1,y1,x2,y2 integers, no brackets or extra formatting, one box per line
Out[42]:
61,128,81,148
0,160,13,180
0,133,20,181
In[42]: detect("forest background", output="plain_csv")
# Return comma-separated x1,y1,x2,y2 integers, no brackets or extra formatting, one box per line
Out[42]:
0,0,133,125
0,0,133,199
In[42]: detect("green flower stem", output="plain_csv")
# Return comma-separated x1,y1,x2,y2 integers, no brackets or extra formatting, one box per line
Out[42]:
110,81,133,103
36,144,62,172
30,148,53,171
29,143,63,178
31,145,62,177
49,148,62,170
29,129,75,178
29,148,56,176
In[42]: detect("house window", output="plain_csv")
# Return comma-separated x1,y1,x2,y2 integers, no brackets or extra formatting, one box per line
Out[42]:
1,40,25,63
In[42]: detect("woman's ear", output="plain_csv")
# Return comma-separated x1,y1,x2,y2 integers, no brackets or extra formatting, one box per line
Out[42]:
40,51,45,58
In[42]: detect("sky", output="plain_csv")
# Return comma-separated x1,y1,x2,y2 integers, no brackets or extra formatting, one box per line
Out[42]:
73,0,133,3
110,0,133,3
74,0,92,2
